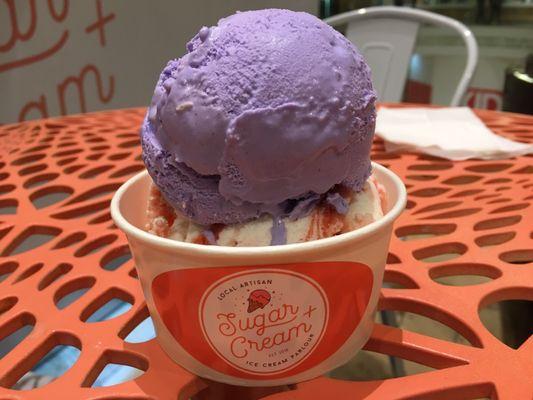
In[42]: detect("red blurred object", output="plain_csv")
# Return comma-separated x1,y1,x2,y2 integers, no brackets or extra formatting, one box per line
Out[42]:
466,87,503,110
403,79,432,104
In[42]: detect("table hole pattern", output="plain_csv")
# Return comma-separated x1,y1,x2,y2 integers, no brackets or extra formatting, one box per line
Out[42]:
405,199,417,209
82,350,148,388
0,199,18,215
18,164,47,176
474,193,499,201
421,207,482,220
23,173,59,189
386,253,401,264
486,197,511,204
38,263,73,291
442,175,483,185
0,262,18,284
465,163,513,173
489,203,529,213
100,246,132,272
51,199,110,220
512,165,533,174
412,242,468,263
409,187,450,197
0,107,530,399
474,232,516,247
64,164,87,174
56,156,77,166
405,174,438,181
128,268,139,279
90,363,144,388
54,277,96,310
53,232,87,249
499,249,533,265
119,306,151,339
80,288,134,323
328,349,436,381
1,331,81,390
412,201,462,215
79,165,115,179
484,178,512,184
2,226,62,256
0,313,35,360
378,309,477,347
396,223,457,241
433,275,493,286
13,263,44,284
0,185,16,196
30,186,73,209
74,234,118,258
0,297,18,315
479,299,533,350
473,215,522,231
383,270,419,289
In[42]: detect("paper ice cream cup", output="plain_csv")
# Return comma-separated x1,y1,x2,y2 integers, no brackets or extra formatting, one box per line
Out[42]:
111,162,406,387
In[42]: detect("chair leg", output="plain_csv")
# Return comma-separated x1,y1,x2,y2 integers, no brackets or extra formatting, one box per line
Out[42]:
379,310,406,377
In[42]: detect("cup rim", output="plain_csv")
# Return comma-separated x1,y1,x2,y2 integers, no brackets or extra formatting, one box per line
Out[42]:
111,162,406,257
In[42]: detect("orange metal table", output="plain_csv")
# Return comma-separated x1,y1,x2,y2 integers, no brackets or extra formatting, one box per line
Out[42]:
0,107,531,399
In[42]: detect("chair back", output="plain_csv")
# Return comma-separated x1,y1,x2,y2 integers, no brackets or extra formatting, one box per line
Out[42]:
325,7,479,106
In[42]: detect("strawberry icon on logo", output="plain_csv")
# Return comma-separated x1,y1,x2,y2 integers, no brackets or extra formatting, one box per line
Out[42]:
247,289,271,313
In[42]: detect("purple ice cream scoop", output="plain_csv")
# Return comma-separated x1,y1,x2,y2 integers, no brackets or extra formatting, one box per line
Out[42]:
141,8,376,226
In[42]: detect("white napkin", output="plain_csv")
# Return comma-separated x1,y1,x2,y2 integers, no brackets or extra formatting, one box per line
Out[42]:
375,107,533,160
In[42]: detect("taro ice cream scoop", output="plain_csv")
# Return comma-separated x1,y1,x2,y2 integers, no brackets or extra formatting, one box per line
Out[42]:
141,8,377,226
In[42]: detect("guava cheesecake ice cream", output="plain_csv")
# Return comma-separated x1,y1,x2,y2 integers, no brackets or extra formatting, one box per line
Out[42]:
141,8,380,245
147,176,386,245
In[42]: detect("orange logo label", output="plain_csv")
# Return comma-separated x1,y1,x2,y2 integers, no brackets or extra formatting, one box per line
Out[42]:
152,262,373,380
200,270,328,374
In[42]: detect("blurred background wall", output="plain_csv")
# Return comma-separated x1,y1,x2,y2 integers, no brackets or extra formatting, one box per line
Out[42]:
1,0,531,124
0,0,318,124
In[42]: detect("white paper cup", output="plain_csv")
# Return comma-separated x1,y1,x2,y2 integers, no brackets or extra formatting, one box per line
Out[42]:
111,162,406,387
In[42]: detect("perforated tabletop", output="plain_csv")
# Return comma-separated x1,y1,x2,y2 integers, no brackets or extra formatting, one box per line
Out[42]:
0,106,531,399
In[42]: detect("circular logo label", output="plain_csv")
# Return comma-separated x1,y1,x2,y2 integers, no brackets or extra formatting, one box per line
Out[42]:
199,269,329,375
